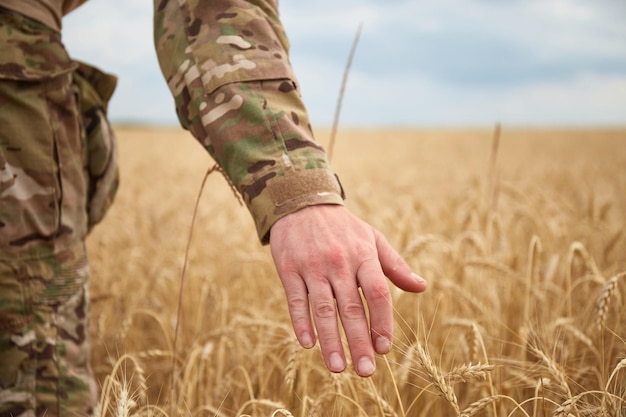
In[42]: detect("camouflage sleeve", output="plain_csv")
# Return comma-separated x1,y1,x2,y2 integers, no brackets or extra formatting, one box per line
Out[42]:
153,0,345,244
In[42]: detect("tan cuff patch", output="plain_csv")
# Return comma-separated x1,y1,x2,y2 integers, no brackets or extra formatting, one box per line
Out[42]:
253,169,345,244
267,169,345,208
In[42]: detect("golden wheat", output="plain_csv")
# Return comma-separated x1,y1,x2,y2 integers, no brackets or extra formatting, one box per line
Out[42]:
596,272,625,329
459,395,499,417
414,342,460,415
445,363,496,384
87,127,626,417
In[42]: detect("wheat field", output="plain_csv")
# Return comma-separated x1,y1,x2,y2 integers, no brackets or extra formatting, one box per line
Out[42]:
86,126,626,417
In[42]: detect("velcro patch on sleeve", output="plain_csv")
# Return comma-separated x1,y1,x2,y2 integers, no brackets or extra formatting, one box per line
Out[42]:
267,169,344,207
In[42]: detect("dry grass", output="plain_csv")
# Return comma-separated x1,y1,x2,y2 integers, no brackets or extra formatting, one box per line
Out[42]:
87,126,626,417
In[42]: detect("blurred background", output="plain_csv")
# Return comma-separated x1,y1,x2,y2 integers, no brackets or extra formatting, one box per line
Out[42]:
63,0,626,128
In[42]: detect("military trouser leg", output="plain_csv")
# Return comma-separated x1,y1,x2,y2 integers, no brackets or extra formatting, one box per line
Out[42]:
0,70,97,416
0,251,95,417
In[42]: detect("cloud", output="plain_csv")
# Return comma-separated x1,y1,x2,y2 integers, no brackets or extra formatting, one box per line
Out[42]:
285,0,626,126
324,69,626,127
61,0,626,127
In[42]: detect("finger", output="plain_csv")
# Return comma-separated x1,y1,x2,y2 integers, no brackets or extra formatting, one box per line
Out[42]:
357,259,394,357
280,272,316,349
375,230,428,293
307,274,346,373
333,279,376,377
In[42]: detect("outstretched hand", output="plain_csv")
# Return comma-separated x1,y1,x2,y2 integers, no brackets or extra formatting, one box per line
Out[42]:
269,204,427,377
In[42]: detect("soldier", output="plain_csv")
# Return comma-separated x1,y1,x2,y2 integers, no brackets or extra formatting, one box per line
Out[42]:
0,1,427,415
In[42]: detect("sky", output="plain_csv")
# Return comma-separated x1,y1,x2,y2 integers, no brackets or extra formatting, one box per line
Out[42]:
62,0,626,128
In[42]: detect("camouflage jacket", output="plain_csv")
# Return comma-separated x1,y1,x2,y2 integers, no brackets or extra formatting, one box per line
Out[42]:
0,0,345,244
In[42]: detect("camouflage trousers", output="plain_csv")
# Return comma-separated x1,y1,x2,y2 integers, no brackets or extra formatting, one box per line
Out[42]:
0,8,117,416
0,73,98,415
0,249,96,417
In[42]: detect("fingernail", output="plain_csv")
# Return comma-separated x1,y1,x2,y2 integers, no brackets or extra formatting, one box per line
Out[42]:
358,357,376,377
301,333,314,349
411,273,426,283
376,336,392,354
329,352,345,372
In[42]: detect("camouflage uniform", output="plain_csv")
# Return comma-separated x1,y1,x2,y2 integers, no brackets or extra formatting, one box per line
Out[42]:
1,0,344,416
0,5,118,416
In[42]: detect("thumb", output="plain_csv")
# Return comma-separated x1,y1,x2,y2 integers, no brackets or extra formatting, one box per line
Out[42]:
374,229,427,293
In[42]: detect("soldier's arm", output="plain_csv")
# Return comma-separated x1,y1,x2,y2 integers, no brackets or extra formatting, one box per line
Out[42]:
153,0,427,377
153,0,344,243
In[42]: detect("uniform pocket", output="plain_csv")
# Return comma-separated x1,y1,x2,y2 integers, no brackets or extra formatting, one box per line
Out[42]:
157,0,296,98
0,8,84,259
0,77,65,257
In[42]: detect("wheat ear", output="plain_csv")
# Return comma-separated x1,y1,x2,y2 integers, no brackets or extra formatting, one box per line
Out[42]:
445,362,496,384
415,342,461,415
597,272,625,329
460,395,499,417
530,345,572,399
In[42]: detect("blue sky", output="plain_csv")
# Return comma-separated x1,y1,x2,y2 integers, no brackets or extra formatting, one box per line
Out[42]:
63,0,626,127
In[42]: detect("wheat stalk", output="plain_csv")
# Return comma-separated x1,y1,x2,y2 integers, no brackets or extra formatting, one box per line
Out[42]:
465,324,481,364
327,22,362,162
236,399,288,416
445,363,496,384
115,383,137,417
530,345,572,399
402,234,453,259
271,409,295,417
453,231,487,258
551,318,595,352
415,342,461,415
553,396,575,417
440,282,490,317
170,164,221,416
485,122,501,214
283,339,301,393
364,380,401,417
460,395,499,417
462,257,516,276
96,354,147,417
566,241,603,318
374,395,400,417
596,272,625,329
603,229,623,262
605,357,626,391
518,236,542,364
379,356,405,417
398,342,418,387
450,321,498,417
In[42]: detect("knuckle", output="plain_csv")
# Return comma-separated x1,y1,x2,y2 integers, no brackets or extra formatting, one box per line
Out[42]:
367,282,391,304
355,242,374,259
275,257,300,277
341,301,365,320
326,247,348,271
287,294,309,313
314,301,336,319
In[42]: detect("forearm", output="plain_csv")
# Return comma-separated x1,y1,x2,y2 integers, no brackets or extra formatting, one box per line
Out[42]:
153,0,344,243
